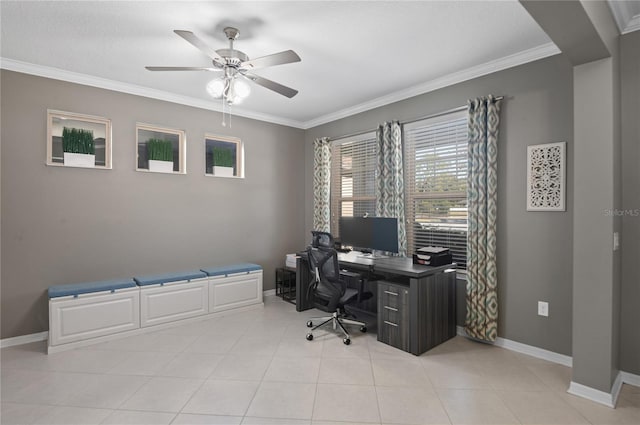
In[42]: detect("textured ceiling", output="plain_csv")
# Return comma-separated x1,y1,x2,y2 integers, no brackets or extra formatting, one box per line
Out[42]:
1,1,558,128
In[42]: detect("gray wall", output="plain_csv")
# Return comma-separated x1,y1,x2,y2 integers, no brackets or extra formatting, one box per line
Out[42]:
620,30,640,375
569,0,622,391
572,57,619,392
0,70,306,339
305,55,575,355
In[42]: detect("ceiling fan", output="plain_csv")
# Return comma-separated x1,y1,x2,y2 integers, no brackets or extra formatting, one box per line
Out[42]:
146,27,301,104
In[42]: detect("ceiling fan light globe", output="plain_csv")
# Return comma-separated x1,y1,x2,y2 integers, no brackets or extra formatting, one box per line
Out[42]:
206,78,225,98
233,79,251,99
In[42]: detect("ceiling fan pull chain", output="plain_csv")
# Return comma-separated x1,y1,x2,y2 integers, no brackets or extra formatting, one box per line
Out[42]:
222,100,227,127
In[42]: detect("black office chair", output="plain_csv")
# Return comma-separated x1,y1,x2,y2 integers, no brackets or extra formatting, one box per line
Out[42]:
310,230,334,249
305,244,368,345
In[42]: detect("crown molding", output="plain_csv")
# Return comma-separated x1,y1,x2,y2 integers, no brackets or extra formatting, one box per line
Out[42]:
1,42,560,131
0,58,307,129
608,0,640,34
302,42,561,129
623,13,640,34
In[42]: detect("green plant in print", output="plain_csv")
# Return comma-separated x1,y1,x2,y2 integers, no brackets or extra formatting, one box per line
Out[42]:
62,127,95,155
212,147,234,167
147,139,173,162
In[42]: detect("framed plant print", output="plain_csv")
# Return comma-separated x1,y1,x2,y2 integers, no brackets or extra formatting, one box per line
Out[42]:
527,141,566,211
46,110,112,169
204,134,244,178
136,123,186,174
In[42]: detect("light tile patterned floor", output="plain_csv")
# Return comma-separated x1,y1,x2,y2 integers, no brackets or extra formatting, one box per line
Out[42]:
2,296,639,425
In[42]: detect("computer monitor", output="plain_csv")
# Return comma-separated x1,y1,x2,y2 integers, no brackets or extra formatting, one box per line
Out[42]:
339,216,399,254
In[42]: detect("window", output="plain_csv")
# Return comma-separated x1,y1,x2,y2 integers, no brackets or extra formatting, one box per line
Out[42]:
404,110,468,268
330,132,377,237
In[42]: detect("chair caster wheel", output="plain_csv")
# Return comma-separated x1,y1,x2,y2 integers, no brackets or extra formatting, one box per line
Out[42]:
360,326,367,333
343,338,351,345
306,321,313,328
306,333,313,341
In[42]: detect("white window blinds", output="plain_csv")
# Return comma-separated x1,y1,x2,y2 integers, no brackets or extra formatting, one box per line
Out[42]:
330,132,377,237
404,110,469,268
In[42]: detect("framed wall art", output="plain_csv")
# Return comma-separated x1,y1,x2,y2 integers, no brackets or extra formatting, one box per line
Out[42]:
47,110,112,169
136,123,186,174
204,134,244,178
527,141,566,211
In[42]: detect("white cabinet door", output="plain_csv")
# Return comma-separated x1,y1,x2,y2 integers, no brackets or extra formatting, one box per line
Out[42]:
140,279,209,328
49,289,140,346
209,271,263,313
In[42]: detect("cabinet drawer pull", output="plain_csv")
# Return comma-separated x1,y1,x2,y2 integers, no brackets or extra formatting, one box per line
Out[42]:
384,320,399,327
384,290,398,296
384,306,398,312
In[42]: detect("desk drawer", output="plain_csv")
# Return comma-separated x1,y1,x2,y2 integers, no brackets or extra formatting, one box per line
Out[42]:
377,281,409,351
379,282,408,310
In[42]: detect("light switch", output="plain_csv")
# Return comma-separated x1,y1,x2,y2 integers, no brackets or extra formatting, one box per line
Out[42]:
538,301,549,317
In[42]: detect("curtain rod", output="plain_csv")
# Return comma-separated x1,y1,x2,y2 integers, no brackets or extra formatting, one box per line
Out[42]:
329,95,504,142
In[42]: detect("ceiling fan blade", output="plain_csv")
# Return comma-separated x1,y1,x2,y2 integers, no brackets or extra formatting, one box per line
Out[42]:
174,30,224,65
243,73,298,98
145,66,221,71
240,50,301,70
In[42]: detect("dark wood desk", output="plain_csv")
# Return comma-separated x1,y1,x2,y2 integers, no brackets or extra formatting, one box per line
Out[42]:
296,251,457,355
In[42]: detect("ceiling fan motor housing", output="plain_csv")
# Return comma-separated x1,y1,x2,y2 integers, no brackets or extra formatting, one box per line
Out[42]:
215,49,249,66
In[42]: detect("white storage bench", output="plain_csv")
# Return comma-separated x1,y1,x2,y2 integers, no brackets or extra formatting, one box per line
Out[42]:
47,263,263,353
48,278,140,351
134,270,209,328
201,263,263,313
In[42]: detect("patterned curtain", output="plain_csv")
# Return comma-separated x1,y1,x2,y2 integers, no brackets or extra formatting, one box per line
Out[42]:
313,137,331,232
465,95,502,342
375,121,407,256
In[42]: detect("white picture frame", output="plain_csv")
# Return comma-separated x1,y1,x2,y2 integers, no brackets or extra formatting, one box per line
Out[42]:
527,141,566,211
204,134,244,178
46,110,112,169
136,123,186,174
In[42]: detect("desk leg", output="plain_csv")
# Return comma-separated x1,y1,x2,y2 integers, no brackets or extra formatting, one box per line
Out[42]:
295,257,312,312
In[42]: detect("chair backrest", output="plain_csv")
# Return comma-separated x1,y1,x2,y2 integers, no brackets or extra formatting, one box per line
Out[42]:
311,231,334,249
306,245,344,312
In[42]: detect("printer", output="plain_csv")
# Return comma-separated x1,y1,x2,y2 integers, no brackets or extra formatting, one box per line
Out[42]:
413,246,453,266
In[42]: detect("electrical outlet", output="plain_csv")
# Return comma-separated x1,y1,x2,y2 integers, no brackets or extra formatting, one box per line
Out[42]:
538,301,549,317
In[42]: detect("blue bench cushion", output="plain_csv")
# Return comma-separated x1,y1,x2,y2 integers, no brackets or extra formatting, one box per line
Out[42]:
49,278,137,298
134,270,208,287
201,263,262,277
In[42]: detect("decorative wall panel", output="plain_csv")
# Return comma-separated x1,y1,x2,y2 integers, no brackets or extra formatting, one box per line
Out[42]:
527,142,566,211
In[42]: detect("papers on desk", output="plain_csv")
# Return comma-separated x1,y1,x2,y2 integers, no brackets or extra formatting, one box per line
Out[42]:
285,253,298,269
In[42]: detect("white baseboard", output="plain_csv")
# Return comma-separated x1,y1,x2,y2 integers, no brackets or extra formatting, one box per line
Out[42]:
263,288,276,297
620,371,640,388
568,372,623,408
456,326,640,407
0,331,48,348
456,326,572,367
494,335,573,367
